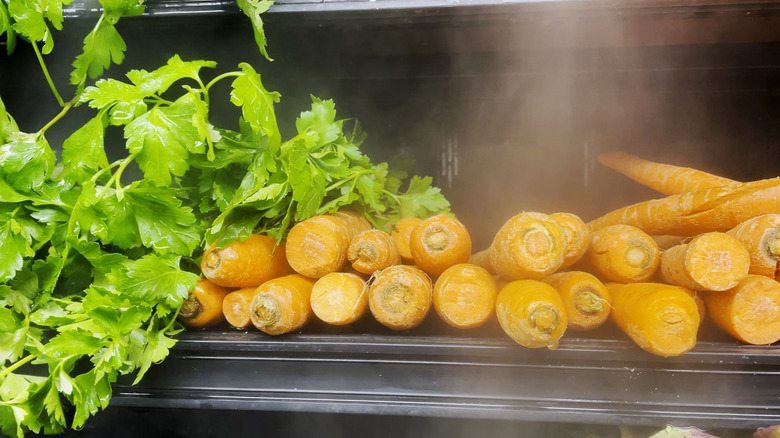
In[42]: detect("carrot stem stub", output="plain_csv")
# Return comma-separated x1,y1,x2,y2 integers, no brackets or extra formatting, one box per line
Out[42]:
409,215,472,276
495,280,568,349
726,214,780,280
347,229,401,275
201,234,291,288
250,274,317,335
178,278,229,328
606,282,700,357
586,224,659,283
369,265,433,330
543,271,611,331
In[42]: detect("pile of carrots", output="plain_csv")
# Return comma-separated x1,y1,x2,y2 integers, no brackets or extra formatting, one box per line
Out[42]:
178,152,780,358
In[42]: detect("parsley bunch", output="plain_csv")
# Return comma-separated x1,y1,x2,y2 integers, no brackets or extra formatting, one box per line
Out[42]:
0,0,450,435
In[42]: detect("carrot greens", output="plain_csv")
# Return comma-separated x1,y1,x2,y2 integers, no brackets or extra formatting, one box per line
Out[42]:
0,0,451,436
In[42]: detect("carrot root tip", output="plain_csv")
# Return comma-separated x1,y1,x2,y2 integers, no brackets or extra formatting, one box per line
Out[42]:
523,228,553,257
767,232,780,259
352,243,378,264
625,244,651,268
252,295,281,327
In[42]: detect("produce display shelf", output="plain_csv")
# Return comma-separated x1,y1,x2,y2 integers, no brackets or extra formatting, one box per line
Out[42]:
111,329,780,429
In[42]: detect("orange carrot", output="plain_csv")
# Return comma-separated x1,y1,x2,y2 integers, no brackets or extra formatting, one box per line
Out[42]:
702,275,780,345
652,235,687,250
201,234,292,288
598,151,737,196
330,210,373,238
222,287,260,329
310,272,369,325
409,215,472,276
250,274,317,335
347,229,401,275
550,212,589,269
368,265,433,330
586,224,660,283
726,213,780,280
606,282,700,357
285,214,352,278
471,212,567,280
433,263,498,329
658,232,750,291
178,278,229,328
679,287,706,325
587,176,780,236
542,271,611,331
495,280,568,349
391,217,422,262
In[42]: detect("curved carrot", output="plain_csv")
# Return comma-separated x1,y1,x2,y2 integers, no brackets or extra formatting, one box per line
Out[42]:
310,272,368,325
250,274,316,335
222,287,259,329
178,278,229,328
586,224,660,283
659,232,750,291
347,229,401,275
543,271,611,331
606,282,700,357
368,265,433,330
726,214,780,280
471,212,566,280
496,280,567,349
391,217,422,262
703,275,780,345
409,215,472,276
433,263,498,329
201,234,292,288
587,177,780,236
330,210,373,239
598,151,737,196
550,212,589,269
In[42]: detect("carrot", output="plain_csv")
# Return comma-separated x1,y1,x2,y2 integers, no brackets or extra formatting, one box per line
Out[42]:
680,287,707,325
347,229,401,275
433,263,498,329
310,272,369,325
471,212,567,280
178,278,229,327
495,280,568,349
606,282,700,357
652,235,687,250
587,176,780,236
659,232,750,291
330,210,373,238
726,213,780,280
368,265,433,330
702,275,780,345
586,224,660,283
250,274,317,335
409,214,472,276
391,217,422,262
285,213,355,278
598,151,737,196
542,271,611,331
222,287,260,329
201,233,292,288
550,212,589,269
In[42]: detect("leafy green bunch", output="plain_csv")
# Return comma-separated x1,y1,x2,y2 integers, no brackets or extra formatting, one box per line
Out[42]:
0,0,450,435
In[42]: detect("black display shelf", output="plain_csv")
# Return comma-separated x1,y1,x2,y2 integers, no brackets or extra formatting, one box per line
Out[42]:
111,329,780,429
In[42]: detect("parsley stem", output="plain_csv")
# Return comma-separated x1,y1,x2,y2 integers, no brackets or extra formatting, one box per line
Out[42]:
31,42,65,108
205,72,242,90
38,99,75,137
0,355,35,380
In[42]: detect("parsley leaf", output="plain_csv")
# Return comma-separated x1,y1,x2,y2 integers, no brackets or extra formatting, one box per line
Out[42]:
230,63,281,152
71,19,127,89
61,113,109,184
236,0,273,61
0,0,17,55
0,132,56,192
109,253,199,312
